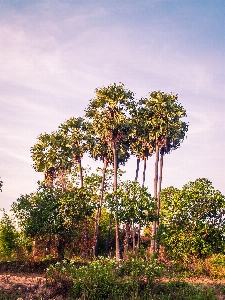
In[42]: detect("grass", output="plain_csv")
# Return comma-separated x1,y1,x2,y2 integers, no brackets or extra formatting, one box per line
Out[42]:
149,281,217,300
0,281,218,300
45,258,221,299
0,257,225,299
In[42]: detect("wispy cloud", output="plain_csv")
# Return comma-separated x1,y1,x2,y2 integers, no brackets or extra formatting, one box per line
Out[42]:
0,0,224,214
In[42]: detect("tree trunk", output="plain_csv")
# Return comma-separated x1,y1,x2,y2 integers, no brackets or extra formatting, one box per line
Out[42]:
78,158,83,188
142,157,147,188
152,144,159,253
132,222,136,253
112,142,122,261
105,212,112,257
124,222,130,257
157,151,164,232
78,157,89,257
57,237,66,260
135,157,140,181
94,158,107,256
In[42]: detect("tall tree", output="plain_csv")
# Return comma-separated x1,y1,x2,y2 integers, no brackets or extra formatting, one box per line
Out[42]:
140,91,188,253
85,83,134,260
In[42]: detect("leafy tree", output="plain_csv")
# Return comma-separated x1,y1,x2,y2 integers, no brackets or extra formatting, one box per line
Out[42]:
12,183,97,259
106,180,157,255
85,125,114,256
85,83,134,260
157,178,225,262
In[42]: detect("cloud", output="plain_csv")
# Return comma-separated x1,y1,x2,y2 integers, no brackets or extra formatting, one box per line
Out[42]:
0,0,224,215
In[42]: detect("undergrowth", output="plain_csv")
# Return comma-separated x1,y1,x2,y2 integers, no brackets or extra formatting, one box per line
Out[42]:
46,257,219,299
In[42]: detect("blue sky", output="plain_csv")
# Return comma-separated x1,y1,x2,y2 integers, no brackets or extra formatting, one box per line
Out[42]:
0,0,225,214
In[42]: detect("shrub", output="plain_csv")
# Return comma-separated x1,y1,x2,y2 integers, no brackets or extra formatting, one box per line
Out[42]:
0,211,19,261
47,257,165,299
193,254,225,279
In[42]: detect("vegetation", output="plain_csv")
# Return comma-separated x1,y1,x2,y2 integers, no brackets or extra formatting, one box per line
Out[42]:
0,211,18,261
1,83,225,299
46,257,220,299
158,178,225,263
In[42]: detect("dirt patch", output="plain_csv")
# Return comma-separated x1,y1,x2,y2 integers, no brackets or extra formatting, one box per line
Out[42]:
0,273,72,299
0,260,71,299
0,259,58,274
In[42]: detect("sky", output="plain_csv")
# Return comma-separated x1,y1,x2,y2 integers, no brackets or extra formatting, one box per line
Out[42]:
0,0,225,215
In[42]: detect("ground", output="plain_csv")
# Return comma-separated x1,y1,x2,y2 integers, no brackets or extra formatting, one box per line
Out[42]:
0,260,70,299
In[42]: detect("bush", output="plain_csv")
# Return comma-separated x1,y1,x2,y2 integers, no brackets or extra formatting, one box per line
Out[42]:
193,254,225,279
0,211,19,261
47,257,165,299
150,281,216,300
158,179,225,263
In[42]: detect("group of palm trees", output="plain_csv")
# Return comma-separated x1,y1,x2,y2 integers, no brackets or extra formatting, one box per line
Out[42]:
31,83,188,260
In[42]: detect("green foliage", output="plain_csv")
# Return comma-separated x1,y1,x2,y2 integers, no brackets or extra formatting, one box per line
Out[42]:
47,257,165,299
31,117,88,188
58,117,89,163
158,178,225,262
0,211,18,261
11,183,98,258
46,257,217,299
149,281,216,300
95,207,116,255
106,180,157,226
85,83,134,161
193,254,225,279
26,84,190,261
130,91,188,159
140,91,188,147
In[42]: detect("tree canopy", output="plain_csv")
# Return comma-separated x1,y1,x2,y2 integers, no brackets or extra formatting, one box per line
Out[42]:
158,178,225,262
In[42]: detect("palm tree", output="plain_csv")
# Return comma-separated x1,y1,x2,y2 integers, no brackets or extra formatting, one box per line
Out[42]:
141,91,188,253
156,122,188,234
129,99,155,186
31,118,90,256
58,117,88,188
85,83,134,261
31,131,70,189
